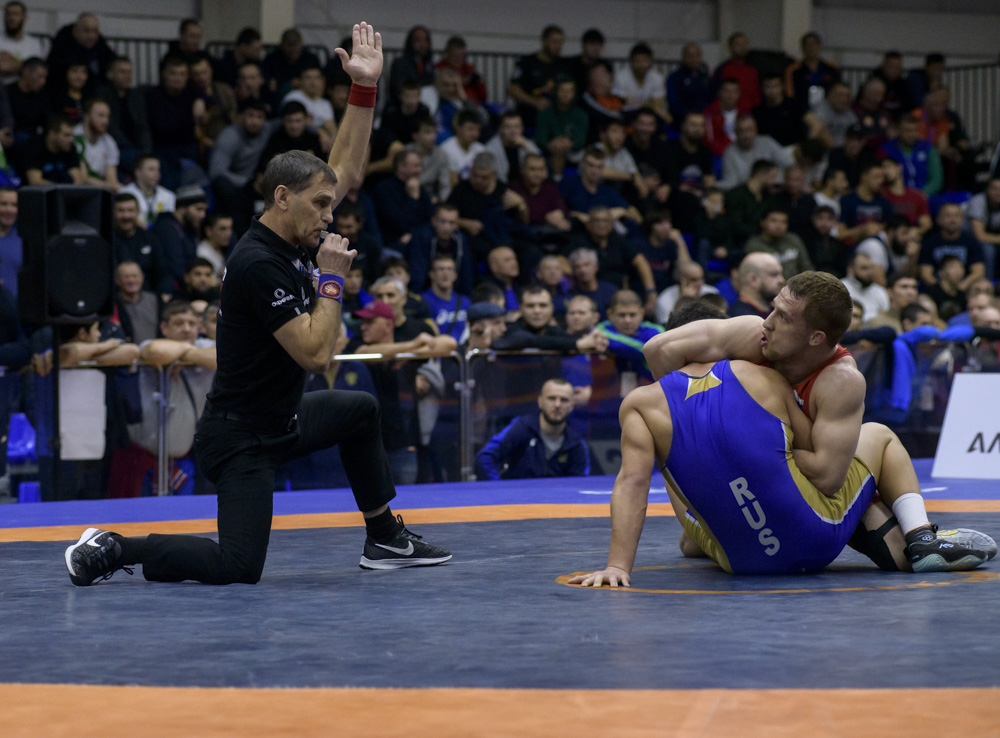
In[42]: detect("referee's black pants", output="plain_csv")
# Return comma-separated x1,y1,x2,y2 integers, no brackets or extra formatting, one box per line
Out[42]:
140,390,397,584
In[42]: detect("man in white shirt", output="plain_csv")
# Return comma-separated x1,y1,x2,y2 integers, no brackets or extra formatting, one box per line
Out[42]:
718,115,795,190
281,64,336,149
595,119,645,200
119,155,176,228
438,109,485,199
841,251,889,322
196,212,233,277
483,111,539,185
613,42,668,124
73,98,121,192
0,1,41,85
654,261,719,323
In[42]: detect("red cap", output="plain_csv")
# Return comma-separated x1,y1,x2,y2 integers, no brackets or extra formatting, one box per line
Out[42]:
354,301,394,321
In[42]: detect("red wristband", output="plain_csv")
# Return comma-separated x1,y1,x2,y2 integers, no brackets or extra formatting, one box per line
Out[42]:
348,84,377,108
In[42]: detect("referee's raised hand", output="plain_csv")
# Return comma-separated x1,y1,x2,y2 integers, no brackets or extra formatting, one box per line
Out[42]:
317,231,357,276
334,22,383,87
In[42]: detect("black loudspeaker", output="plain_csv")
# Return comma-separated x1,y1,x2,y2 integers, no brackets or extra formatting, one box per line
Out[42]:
17,185,114,325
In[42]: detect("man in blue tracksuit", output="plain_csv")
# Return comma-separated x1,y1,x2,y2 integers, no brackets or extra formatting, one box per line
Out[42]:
475,378,590,480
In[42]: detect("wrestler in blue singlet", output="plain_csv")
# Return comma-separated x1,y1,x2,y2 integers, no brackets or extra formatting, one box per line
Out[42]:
660,360,877,574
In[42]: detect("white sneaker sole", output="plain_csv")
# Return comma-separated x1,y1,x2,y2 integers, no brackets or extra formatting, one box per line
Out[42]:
359,554,453,570
936,528,998,560
65,527,102,585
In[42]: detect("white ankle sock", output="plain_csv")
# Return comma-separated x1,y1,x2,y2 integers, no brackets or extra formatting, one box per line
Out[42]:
891,493,930,534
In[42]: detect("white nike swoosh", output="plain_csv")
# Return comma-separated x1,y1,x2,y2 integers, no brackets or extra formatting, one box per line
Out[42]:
87,538,103,547
375,541,414,555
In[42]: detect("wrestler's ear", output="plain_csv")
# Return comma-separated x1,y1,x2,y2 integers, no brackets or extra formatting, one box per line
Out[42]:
808,329,827,347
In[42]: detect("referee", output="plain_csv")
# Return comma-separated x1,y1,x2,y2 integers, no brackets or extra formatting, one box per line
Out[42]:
65,23,451,586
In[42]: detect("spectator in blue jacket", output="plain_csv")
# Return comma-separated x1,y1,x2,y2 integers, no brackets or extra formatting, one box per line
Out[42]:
475,378,589,480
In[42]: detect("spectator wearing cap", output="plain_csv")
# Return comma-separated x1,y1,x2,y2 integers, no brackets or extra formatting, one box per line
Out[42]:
464,301,507,351
209,99,274,222
153,185,207,294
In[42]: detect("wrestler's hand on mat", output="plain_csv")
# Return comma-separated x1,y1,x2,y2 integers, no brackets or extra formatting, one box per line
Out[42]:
317,232,356,276
568,567,631,588
334,22,383,86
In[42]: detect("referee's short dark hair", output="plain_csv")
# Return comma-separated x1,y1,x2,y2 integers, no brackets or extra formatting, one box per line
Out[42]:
260,150,336,210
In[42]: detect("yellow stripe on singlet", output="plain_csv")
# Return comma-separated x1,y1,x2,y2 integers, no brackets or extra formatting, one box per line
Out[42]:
782,425,874,524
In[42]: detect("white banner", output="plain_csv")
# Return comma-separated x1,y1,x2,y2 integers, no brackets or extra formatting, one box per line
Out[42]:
932,373,1000,479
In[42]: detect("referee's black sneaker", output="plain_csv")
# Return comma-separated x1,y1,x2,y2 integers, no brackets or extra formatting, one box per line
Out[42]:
65,528,133,586
360,515,452,570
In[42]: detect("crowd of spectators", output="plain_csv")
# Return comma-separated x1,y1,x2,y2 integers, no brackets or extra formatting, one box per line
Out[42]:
0,7,998,495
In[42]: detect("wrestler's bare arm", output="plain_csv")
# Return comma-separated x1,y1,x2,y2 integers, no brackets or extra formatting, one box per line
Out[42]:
643,316,766,380
791,363,866,496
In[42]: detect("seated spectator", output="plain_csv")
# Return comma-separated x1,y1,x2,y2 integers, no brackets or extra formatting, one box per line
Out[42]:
842,251,889,323
811,81,856,149
281,64,336,150
463,300,507,351
702,78,741,157
784,32,841,108
534,254,572,320
769,165,815,239
112,192,171,298
408,202,472,296
595,119,646,203
626,106,671,199
595,289,663,381
215,27,263,88
166,18,204,64
475,378,588,480
485,111,540,185
925,255,968,318
508,24,567,130
869,51,909,120
654,261,718,322
614,42,669,124
879,114,942,196
342,264,372,325
745,207,813,279
913,88,971,190
49,60,88,125
388,25,434,105
334,184,382,249
46,12,115,86
24,114,84,185
114,261,158,343
534,75,588,179
753,74,819,148
564,294,601,337
560,146,642,233
919,202,984,291
153,185,207,294
333,202,382,289
711,32,760,113
695,187,735,265
7,56,47,147
0,2,42,85
406,115,449,200
724,158,778,249
966,175,1000,282
424,66,488,145
258,101,322,173
119,155,176,229
73,97,121,192
484,246,522,313
867,271,920,332
568,247,618,319
801,204,849,277
636,209,692,294
128,300,216,496
58,321,139,367
494,284,605,354
233,61,276,117
666,42,712,126
851,78,892,149
879,157,931,232
812,167,848,218
421,254,469,342
435,35,488,106
146,55,204,190
906,53,946,110
718,115,794,190
827,124,873,189
856,215,920,285
0,186,18,296
262,28,321,99
447,152,529,262
195,212,232,278
173,256,220,303
379,259,432,324
579,62,624,144
565,28,608,98
189,53,236,148
438,109,485,200
838,160,893,244
372,148,434,249
510,153,572,239
728,252,785,318
566,206,656,305
97,56,151,171
208,99,272,213
376,78,429,154
948,284,996,328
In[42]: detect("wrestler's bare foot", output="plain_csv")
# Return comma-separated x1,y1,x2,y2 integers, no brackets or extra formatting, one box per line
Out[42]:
679,531,708,558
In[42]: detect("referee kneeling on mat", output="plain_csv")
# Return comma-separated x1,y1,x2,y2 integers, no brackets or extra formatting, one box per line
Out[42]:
65,22,451,586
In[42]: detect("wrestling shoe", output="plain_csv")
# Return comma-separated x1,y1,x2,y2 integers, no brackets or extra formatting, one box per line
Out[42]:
935,527,998,561
65,528,133,586
360,515,452,570
906,524,989,573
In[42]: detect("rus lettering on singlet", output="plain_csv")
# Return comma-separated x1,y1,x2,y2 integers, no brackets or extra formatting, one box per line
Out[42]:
729,476,780,556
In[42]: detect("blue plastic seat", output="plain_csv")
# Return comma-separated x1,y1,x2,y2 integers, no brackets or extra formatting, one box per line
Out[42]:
7,413,36,465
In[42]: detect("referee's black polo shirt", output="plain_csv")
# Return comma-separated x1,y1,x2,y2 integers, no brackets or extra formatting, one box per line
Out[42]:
206,218,317,418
